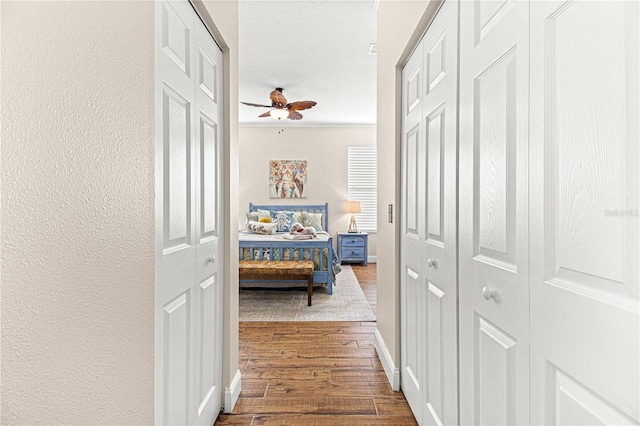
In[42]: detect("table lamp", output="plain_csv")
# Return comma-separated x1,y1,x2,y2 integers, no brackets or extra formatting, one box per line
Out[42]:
345,200,361,233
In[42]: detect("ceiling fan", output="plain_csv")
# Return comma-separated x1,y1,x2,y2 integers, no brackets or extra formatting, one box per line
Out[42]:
241,88,317,120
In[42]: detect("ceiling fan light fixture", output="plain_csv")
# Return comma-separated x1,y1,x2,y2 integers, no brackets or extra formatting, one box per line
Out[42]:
270,109,289,120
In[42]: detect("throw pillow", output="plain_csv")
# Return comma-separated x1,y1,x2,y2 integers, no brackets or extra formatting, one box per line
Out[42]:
246,211,259,224
292,211,324,231
270,210,294,232
246,220,276,235
257,209,272,221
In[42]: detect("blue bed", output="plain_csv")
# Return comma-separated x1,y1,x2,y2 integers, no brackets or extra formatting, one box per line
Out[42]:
238,203,340,295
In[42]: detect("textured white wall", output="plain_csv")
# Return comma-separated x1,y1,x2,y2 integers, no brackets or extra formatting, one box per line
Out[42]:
239,126,377,256
1,2,155,424
376,0,436,371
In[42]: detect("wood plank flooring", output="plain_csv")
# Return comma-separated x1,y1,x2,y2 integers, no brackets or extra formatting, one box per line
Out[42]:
215,263,416,425
351,264,377,317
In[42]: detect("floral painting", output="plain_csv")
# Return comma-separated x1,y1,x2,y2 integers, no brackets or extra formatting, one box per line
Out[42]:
269,160,307,198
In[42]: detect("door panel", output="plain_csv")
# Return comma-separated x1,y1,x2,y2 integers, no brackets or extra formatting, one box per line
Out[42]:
402,40,425,422
401,2,458,424
425,281,444,423
192,13,223,426
163,292,191,425
474,49,517,268
164,87,191,247
549,367,637,425
426,107,444,242
162,0,190,75
158,3,197,423
459,0,529,423
530,1,639,423
476,315,517,425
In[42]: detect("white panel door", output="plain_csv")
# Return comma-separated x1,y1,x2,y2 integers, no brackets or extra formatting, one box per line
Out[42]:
401,1,458,424
401,38,426,423
458,0,530,423
192,14,223,426
155,1,223,424
529,1,639,423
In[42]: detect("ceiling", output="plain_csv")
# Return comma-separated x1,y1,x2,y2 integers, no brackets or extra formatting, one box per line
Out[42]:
238,0,378,127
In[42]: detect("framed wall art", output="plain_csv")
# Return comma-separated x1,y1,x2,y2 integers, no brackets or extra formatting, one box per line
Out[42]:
269,160,307,198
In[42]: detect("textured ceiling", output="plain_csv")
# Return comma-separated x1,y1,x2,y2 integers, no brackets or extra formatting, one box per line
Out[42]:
238,0,377,126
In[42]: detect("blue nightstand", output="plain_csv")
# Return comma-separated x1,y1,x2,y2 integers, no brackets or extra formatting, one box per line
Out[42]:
337,232,368,266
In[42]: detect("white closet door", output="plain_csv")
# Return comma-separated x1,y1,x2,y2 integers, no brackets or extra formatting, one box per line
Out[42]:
401,1,458,424
401,35,426,422
192,14,224,425
529,1,639,423
155,1,223,424
458,0,530,424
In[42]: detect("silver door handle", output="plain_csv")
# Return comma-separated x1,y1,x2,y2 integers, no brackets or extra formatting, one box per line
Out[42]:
482,286,495,301
427,258,438,268
208,255,216,264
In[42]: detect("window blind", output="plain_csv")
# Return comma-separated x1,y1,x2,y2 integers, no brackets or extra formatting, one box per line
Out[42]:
348,145,377,233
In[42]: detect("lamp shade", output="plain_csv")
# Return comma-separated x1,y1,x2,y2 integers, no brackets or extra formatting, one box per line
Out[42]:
344,200,361,214
270,109,289,120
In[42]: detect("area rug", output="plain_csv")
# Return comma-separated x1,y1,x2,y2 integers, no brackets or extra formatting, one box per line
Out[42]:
239,265,375,322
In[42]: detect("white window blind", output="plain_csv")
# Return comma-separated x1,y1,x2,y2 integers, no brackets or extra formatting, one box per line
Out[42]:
348,145,377,233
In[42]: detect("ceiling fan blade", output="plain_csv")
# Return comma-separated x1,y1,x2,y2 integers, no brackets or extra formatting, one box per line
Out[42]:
287,101,317,111
288,110,303,120
241,102,272,108
270,89,287,106
258,111,272,118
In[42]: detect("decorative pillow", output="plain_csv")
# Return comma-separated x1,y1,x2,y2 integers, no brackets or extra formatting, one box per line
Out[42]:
270,210,294,232
257,209,272,221
246,211,259,224
258,217,271,223
246,220,276,235
292,211,324,231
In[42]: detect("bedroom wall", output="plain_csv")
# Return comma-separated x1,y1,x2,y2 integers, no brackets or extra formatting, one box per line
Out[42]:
376,0,437,385
238,126,377,258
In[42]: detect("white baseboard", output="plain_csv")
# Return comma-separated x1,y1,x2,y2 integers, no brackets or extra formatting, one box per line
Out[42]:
374,328,400,391
367,255,377,263
223,369,241,413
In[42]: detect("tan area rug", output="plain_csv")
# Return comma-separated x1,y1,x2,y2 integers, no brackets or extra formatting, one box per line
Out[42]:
239,265,375,322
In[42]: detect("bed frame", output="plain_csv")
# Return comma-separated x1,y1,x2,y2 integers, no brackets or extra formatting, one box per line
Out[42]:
239,203,334,295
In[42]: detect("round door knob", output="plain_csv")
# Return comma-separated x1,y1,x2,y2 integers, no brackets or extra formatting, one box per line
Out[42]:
427,258,438,268
482,286,494,301
208,255,216,264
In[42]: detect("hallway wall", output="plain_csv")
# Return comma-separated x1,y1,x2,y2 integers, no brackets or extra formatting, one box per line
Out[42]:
1,2,155,423
1,1,239,423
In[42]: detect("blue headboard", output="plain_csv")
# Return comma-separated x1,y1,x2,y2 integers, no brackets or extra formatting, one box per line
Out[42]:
249,203,329,232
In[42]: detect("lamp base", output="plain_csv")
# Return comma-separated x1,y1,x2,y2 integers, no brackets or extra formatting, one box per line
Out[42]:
347,215,358,233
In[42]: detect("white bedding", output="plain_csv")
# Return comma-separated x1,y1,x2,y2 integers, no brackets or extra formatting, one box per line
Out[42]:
238,231,330,242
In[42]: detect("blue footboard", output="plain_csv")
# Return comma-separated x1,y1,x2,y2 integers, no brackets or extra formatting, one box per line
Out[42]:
238,237,334,295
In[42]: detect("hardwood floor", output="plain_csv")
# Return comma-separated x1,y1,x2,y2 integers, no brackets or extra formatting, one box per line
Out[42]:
215,263,416,425
351,263,377,317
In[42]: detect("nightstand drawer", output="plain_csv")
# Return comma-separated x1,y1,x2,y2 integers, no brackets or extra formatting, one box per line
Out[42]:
341,247,365,259
340,236,365,247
